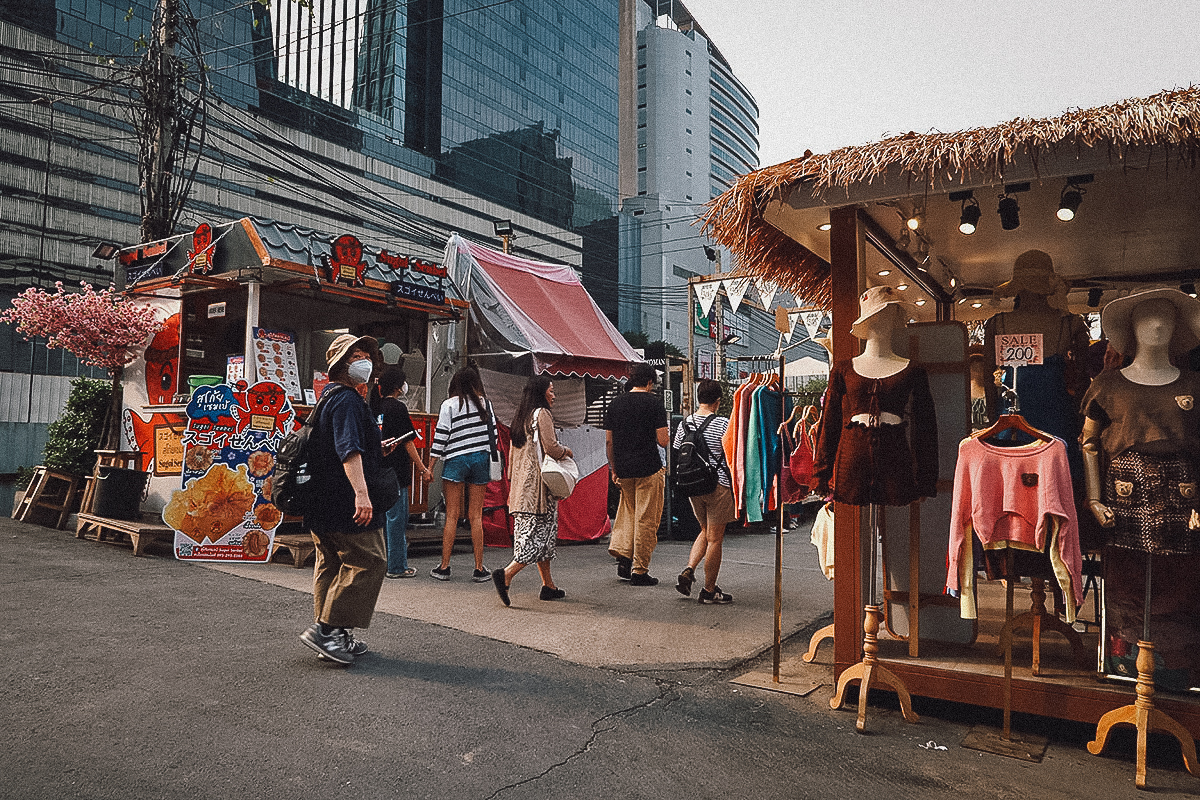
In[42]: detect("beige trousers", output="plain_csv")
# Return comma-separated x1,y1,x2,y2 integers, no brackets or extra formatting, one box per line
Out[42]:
311,527,387,629
609,469,665,574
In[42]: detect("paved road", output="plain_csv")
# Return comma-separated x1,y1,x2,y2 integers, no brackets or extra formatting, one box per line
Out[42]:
2,517,1196,799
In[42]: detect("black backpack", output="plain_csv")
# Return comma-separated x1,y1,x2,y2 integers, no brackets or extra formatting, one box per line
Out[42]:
272,384,348,515
673,415,720,497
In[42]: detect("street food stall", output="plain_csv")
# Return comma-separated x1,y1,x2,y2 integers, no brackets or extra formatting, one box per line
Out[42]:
108,217,465,561
704,87,1200,773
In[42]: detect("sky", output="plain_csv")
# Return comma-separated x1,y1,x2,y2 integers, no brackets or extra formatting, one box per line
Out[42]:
678,0,1200,168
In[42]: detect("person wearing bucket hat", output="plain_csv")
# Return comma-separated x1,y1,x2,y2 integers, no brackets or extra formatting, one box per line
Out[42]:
983,250,1090,478
298,333,397,665
812,286,938,507
1080,287,1200,687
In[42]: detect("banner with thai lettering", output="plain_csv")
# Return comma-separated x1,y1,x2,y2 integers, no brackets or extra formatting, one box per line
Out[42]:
163,381,298,562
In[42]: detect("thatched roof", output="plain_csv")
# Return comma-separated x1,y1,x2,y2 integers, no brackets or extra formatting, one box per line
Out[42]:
702,86,1200,305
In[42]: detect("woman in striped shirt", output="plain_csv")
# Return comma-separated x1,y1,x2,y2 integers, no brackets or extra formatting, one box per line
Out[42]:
428,366,496,582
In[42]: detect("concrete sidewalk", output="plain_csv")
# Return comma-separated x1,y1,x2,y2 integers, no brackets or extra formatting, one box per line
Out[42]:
206,521,834,670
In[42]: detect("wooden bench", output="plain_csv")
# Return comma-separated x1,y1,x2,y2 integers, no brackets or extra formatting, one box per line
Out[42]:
270,533,315,569
76,512,173,557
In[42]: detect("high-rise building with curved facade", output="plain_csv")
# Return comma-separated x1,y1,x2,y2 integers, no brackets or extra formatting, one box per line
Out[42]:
618,0,764,369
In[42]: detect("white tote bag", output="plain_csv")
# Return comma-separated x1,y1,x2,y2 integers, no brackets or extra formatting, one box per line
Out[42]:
486,400,504,482
534,408,578,498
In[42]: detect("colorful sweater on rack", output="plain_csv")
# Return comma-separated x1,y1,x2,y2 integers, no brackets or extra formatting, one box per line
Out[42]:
946,435,1083,620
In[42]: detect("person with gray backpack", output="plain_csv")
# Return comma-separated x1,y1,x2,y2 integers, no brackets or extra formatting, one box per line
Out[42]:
672,379,735,604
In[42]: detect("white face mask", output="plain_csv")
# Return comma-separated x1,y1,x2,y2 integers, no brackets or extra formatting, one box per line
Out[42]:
346,359,373,385
401,381,409,395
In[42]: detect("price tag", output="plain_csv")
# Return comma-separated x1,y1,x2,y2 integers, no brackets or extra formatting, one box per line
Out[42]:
995,333,1043,367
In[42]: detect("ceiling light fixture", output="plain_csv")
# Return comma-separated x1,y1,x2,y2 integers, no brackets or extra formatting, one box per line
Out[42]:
914,299,927,306
998,195,1020,230
998,182,1030,231
896,284,909,291
949,190,981,234
877,269,891,277
906,209,923,231
971,302,983,308
1056,174,1093,221
817,222,832,231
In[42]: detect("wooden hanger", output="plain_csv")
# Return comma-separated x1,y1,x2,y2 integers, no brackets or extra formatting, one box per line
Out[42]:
972,411,1053,444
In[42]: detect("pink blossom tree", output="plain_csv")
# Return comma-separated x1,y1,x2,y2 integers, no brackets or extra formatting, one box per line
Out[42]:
2,281,163,452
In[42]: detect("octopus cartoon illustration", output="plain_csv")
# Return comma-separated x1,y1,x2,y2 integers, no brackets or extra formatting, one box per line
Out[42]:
329,233,367,286
143,312,181,405
232,380,293,437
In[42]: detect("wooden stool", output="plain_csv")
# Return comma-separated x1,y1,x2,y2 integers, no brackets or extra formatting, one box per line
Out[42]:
14,467,81,529
270,533,315,568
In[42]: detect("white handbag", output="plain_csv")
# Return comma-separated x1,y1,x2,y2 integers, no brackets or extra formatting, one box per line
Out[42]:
486,400,504,482
534,409,578,498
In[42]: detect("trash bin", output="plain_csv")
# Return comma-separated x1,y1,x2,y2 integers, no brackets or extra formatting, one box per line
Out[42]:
93,466,148,521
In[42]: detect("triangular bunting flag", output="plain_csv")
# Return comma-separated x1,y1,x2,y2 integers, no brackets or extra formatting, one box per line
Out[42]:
786,311,800,343
753,278,776,310
801,310,823,339
723,277,750,313
695,280,719,316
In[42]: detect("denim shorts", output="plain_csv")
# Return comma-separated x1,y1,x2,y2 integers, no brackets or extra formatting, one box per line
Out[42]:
441,450,491,485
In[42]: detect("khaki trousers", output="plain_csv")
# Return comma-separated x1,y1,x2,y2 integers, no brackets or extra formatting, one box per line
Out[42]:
311,527,387,629
608,469,665,574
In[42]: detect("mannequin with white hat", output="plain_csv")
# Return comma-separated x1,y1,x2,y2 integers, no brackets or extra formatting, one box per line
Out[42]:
818,285,936,733
1080,287,1200,783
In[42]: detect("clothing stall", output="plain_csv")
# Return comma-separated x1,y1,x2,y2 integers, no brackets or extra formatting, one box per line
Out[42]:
704,87,1200,779
442,234,642,543
101,217,464,561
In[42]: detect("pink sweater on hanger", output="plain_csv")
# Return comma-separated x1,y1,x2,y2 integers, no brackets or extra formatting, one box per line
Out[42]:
947,436,1083,609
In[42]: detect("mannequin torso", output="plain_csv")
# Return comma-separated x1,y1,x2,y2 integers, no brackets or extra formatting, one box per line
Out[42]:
852,304,909,379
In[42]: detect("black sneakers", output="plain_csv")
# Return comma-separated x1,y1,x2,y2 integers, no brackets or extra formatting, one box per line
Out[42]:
615,556,632,581
676,566,695,596
472,567,493,583
698,586,733,604
539,586,566,601
629,572,659,587
300,623,354,665
430,565,451,581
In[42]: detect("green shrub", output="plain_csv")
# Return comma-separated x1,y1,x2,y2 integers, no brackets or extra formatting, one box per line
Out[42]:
14,465,36,491
43,378,112,476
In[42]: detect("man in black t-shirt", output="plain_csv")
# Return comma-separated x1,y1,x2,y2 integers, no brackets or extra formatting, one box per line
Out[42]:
602,362,669,585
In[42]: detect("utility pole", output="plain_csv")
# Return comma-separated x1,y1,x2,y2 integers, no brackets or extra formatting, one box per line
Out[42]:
142,0,179,243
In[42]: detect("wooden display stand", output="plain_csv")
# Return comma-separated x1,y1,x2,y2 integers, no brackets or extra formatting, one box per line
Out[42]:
802,623,835,663
998,577,1087,675
13,467,81,529
1087,556,1199,789
829,504,919,732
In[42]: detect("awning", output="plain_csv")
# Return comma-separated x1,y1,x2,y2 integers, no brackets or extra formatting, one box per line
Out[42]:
445,234,641,380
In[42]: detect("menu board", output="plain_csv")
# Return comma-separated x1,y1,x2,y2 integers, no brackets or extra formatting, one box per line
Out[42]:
163,380,298,562
252,327,302,401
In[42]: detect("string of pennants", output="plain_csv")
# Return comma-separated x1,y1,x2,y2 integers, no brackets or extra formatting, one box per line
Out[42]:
694,277,827,343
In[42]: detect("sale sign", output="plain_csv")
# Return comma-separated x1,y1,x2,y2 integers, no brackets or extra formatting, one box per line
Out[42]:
162,381,299,562
995,333,1044,367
